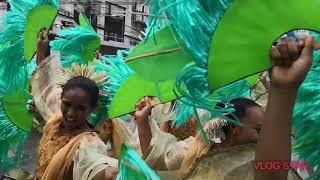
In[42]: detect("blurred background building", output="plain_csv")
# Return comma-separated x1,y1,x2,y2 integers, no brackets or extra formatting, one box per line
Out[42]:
0,0,149,55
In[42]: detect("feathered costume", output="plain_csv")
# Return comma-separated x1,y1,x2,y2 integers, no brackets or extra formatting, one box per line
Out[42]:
54,1,320,179
0,0,58,170
49,11,162,178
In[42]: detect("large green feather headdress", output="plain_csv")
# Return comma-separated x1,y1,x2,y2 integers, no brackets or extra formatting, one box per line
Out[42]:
145,0,251,127
50,13,100,67
0,0,59,90
146,0,320,126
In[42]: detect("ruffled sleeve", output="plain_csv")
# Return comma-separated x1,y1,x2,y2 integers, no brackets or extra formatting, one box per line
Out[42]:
30,53,63,122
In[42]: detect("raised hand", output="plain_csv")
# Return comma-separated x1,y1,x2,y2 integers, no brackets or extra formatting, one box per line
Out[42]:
27,100,43,121
36,30,51,65
270,36,314,90
135,97,153,123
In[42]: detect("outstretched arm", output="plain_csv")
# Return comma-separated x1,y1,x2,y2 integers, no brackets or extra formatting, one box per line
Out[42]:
255,37,314,180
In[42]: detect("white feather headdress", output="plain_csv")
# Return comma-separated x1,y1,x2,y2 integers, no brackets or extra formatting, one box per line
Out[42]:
204,118,228,144
59,63,109,88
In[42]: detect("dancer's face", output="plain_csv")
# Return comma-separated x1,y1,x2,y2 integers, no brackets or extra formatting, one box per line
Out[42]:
61,88,94,129
231,106,264,145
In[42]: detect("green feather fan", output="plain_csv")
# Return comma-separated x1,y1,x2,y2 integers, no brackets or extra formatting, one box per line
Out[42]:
0,82,33,170
0,0,59,91
117,145,160,180
107,26,193,118
208,0,320,90
0,5,39,167
0,0,56,169
146,0,227,68
0,57,35,170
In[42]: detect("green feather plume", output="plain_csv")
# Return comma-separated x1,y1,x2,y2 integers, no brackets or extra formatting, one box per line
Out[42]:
117,145,160,180
172,78,251,128
85,50,133,126
50,13,100,67
50,27,100,67
87,61,111,127
293,49,320,179
171,100,194,128
101,51,133,112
